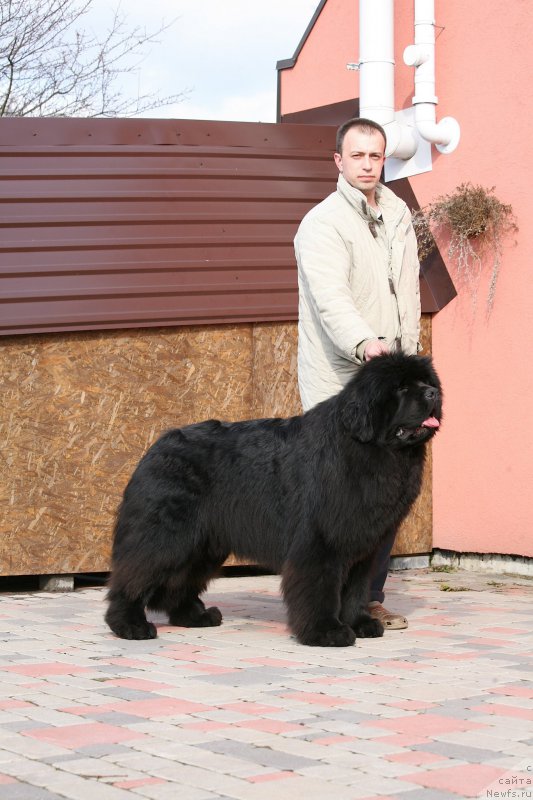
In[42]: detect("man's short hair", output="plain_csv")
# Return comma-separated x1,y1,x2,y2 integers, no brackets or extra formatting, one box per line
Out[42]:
336,117,387,154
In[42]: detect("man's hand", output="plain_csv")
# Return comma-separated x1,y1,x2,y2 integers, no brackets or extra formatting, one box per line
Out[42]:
363,339,390,361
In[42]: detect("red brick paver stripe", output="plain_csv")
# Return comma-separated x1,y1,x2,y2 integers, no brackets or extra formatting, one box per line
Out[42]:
400,764,508,797
0,700,34,710
24,723,146,748
362,714,487,736
63,697,210,718
282,692,353,706
3,663,91,677
246,772,297,783
471,703,533,721
489,686,533,698
0,776,17,784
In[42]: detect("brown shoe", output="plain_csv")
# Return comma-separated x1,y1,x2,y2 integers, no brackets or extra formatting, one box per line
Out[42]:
367,602,408,630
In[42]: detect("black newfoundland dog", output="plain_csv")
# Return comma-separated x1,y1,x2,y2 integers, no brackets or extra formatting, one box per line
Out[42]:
105,352,441,647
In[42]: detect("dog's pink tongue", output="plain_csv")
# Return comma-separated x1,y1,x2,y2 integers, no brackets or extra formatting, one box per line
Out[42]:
422,417,440,429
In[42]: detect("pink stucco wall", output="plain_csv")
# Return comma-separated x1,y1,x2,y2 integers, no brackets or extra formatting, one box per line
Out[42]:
280,0,533,557
280,0,359,114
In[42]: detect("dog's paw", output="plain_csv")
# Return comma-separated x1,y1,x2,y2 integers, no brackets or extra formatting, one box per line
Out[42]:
169,605,223,628
300,622,356,648
108,620,158,640
204,606,223,626
353,614,384,638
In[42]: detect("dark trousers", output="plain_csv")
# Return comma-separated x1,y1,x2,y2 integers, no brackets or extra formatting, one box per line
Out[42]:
369,527,397,604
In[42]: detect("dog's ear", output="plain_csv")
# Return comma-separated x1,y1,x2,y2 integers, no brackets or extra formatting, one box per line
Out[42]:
341,399,375,442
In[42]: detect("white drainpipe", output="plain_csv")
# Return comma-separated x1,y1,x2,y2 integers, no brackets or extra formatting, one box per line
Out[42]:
403,0,460,153
358,0,417,160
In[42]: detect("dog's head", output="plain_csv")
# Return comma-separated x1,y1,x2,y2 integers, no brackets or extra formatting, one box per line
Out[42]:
340,353,442,448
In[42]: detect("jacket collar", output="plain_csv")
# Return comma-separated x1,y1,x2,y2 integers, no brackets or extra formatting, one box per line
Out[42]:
336,174,407,226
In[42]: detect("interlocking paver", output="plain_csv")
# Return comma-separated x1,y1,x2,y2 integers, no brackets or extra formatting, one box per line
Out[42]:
0,568,531,799
1,784,62,800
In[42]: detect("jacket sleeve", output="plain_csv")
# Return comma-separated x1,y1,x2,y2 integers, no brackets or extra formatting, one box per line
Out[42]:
295,215,377,363
406,219,422,350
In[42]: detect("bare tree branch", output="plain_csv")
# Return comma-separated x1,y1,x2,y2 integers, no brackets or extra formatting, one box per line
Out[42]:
0,0,190,117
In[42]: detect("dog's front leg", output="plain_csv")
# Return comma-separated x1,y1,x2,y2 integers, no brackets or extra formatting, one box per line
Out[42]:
281,544,355,647
340,554,384,638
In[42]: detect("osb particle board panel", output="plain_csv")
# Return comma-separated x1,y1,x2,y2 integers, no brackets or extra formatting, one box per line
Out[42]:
0,316,433,576
392,314,433,556
392,451,433,556
252,322,302,419
0,325,253,576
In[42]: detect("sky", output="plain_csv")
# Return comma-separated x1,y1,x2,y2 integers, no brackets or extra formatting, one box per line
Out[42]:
87,0,320,121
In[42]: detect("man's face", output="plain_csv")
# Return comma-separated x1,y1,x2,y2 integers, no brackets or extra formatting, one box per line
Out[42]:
334,128,386,197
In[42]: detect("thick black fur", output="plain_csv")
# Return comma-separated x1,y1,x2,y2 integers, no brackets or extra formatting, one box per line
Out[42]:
105,353,442,647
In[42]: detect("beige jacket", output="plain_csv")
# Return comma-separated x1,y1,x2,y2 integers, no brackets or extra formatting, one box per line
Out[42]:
295,174,421,411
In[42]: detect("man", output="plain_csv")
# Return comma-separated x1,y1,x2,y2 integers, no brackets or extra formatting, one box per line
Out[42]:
295,117,421,629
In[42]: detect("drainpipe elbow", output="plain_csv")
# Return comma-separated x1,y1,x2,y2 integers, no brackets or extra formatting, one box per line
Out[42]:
414,104,461,153
383,120,418,160
403,44,428,68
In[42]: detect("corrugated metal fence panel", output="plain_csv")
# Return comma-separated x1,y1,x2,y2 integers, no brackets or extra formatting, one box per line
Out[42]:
0,118,338,336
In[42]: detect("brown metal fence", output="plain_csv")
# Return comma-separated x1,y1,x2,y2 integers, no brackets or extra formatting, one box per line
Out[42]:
0,116,453,337
0,118,339,336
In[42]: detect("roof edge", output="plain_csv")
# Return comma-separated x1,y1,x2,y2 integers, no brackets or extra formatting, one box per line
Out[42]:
275,0,328,72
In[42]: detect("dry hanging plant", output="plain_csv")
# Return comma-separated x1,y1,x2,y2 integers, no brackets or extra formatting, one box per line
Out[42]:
412,183,518,314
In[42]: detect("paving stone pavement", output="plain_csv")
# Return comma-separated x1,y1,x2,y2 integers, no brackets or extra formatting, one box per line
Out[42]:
0,568,531,800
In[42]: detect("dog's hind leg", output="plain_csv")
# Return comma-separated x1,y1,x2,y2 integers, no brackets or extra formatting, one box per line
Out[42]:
105,588,157,640
282,547,356,647
168,594,222,628
164,556,226,628
340,554,384,638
